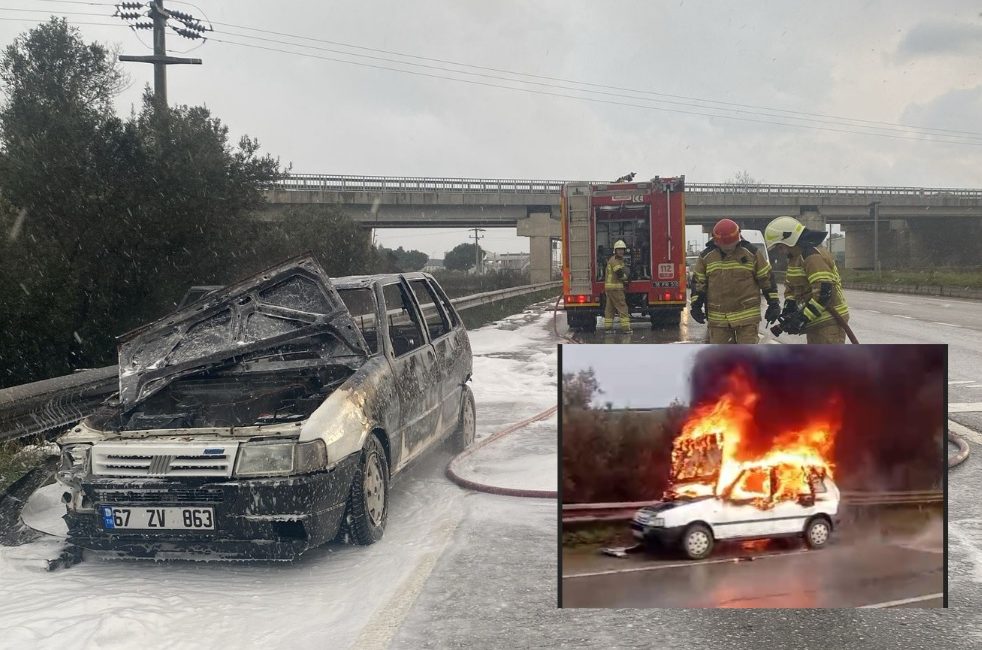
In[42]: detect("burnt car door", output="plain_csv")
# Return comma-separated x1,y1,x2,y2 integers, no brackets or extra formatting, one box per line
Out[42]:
407,278,465,437
380,281,441,466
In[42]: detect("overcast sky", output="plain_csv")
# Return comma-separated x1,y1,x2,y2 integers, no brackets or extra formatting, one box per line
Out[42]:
563,344,700,408
3,1,979,258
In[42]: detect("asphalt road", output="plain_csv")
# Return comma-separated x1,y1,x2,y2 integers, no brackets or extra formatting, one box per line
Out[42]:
562,536,943,608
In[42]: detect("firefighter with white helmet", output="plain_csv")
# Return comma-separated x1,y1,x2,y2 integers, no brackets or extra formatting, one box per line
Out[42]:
690,218,779,343
603,239,631,332
764,215,849,344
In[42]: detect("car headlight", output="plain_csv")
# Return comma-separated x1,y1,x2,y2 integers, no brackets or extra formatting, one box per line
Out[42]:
649,517,666,528
56,443,91,488
234,440,328,477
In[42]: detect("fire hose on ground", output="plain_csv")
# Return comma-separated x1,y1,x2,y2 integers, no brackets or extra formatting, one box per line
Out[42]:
446,405,558,499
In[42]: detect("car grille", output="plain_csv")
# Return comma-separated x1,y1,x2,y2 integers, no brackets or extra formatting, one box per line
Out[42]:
92,488,224,504
91,442,239,478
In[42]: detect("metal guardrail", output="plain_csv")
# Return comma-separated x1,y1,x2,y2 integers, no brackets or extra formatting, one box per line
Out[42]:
0,281,561,442
562,490,943,523
272,174,982,198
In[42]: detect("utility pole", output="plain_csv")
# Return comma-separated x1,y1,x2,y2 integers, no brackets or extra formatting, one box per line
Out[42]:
471,228,485,274
116,1,209,113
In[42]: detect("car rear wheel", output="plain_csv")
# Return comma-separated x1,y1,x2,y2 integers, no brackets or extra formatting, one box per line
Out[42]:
449,385,476,453
682,523,714,560
343,433,389,545
804,517,831,549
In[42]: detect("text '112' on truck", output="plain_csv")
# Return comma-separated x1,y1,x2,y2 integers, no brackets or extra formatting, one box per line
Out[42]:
561,176,687,331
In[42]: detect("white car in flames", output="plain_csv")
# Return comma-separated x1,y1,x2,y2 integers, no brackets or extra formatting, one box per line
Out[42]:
631,464,840,560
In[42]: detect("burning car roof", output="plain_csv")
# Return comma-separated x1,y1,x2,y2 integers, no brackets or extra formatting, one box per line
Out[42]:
116,255,369,408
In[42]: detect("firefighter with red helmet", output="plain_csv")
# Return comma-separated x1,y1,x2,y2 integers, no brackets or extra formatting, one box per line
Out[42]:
690,219,780,343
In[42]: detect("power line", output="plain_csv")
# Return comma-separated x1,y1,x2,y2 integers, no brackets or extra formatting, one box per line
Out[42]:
0,6,112,17
0,16,123,27
207,18,982,140
206,36,982,147
208,25,977,142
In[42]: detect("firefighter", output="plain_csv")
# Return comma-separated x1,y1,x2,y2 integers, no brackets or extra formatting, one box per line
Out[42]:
603,240,631,332
690,218,780,344
763,216,849,344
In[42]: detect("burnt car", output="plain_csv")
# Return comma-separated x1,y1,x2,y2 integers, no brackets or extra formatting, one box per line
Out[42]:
55,255,475,560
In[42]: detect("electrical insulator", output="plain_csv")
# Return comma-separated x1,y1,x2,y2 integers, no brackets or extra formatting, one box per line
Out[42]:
172,27,202,40
118,11,143,20
118,2,144,9
132,22,153,30
169,9,193,22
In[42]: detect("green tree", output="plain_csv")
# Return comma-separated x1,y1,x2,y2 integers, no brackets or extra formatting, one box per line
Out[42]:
0,19,281,387
444,242,484,272
376,245,427,272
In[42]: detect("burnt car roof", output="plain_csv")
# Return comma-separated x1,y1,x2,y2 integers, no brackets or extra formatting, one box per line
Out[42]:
116,254,370,408
333,272,436,288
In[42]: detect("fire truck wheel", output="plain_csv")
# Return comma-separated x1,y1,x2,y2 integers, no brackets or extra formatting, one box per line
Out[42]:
681,523,714,560
804,516,832,549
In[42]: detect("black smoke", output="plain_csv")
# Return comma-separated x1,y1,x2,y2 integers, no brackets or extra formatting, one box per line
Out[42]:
688,345,945,490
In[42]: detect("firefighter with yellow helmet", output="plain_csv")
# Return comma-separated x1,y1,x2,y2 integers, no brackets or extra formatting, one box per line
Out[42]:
689,218,780,343
763,216,849,344
603,240,631,332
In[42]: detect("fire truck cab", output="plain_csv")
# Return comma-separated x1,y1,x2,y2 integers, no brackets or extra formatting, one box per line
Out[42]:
561,177,687,332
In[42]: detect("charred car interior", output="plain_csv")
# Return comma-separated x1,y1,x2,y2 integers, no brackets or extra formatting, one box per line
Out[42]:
55,255,475,561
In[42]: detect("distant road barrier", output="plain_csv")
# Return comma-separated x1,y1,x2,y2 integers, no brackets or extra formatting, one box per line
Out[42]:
0,282,560,441
562,490,943,524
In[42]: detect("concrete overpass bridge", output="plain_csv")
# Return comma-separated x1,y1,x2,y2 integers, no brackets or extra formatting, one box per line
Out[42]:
262,175,982,281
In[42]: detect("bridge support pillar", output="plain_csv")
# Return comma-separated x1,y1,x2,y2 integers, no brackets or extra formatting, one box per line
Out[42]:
842,219,914,270
517,212,561,284
798,208,825,231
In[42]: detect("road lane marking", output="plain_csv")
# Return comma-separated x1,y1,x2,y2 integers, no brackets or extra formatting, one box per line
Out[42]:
883,300,908,305
563,549,809,579
949,403,982,413
354,515,460,649
949,420,982,446
950,380,975,385
858,593,943,608
893,314,914,319
867,309,881,314
932,322,960,327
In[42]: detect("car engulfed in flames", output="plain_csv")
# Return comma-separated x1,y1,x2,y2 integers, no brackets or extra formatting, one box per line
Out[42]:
630,368,842,559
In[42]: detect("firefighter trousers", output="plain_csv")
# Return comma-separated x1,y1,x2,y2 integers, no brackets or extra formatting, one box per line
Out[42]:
603,289,631,331
708,323,759,344
806,324,846,344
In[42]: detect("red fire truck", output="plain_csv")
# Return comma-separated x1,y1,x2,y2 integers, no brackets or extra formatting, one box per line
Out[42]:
561,176,687,331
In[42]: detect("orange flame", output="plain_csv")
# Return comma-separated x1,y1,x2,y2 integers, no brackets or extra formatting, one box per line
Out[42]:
667,367,838,508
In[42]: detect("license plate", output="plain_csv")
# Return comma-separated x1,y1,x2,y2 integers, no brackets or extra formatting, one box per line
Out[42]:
99,506,215,530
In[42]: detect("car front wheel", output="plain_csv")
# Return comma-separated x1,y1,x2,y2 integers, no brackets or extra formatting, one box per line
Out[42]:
804,517,831,549
343,433,389,545
682,523,714,560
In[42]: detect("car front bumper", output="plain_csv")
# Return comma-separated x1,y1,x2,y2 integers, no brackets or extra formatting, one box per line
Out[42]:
63,452,360,560
630,521,686,548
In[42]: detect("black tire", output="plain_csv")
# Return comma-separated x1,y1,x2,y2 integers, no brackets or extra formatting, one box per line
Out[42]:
681,523,714,560
342,434,389,545
804,516,832,549
449,385,476,454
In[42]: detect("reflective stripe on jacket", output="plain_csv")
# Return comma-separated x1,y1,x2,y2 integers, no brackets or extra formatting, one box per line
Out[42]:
786,244,849,329
692,240,776,327
604,255,627,289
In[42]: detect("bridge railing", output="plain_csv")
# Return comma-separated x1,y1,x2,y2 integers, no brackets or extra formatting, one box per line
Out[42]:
274,174,567,194
271,174,982,198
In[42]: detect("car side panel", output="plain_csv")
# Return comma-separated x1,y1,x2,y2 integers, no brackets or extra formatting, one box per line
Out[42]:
298,357,403,469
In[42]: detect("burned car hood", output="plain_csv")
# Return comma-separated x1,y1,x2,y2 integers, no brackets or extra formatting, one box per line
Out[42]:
116,255,369,408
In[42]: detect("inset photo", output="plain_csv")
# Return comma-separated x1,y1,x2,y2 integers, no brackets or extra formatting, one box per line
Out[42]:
560,344,945,608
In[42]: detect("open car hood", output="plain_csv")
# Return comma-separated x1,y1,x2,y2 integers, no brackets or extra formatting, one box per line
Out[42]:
116,255,369,408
